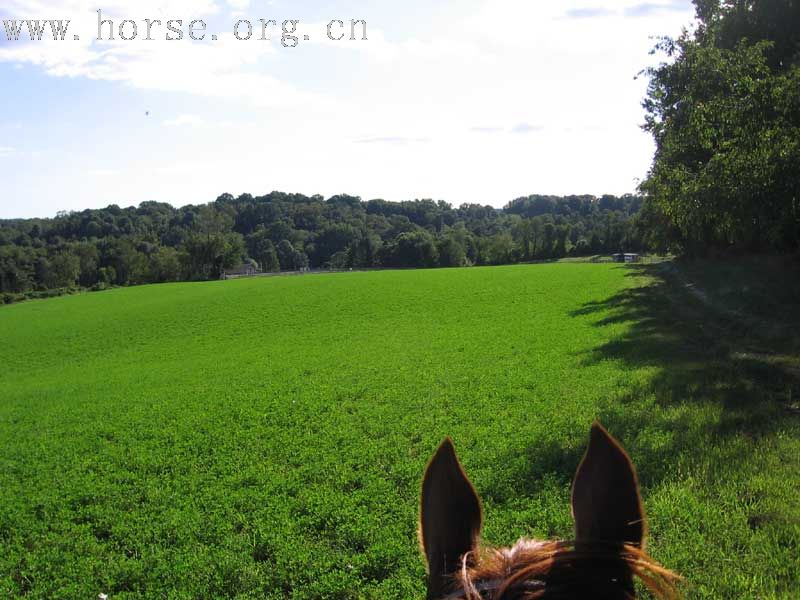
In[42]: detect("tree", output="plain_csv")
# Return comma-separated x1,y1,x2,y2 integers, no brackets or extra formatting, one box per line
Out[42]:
347,234,382,268
181,205,245,279
182,231,244,280
329,251,350,269
246,229,280,272
530,217,544,258
641,0,800,254
35,256,53,289
554,225,571,258
482,232,514,265
196,204,233,236
148,246,181,282
312,223,360,267
98,266,116,286
276,240,308,271
437,227,468,267
103,239,148,285
0,247,35,293
384,230,439,268
49,251,80,288
542,223,556,257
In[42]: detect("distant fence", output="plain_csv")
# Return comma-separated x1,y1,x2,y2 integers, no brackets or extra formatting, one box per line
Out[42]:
557,255,673,265
223,266,426,280
223,256,673,280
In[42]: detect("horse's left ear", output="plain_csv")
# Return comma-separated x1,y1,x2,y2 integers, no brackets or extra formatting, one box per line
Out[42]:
420,438,482,599
571,422,646,548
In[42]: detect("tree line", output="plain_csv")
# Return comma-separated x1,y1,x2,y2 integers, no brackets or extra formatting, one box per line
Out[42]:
641,0,800,254
0,193,648,301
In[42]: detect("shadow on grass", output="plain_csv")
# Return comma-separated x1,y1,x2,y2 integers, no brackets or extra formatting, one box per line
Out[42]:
585,260,799,476
488,258,800,499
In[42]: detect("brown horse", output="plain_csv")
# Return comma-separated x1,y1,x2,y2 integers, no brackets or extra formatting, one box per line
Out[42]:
419,423,680,599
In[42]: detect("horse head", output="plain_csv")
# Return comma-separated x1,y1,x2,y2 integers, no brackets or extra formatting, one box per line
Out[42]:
419,423,679,599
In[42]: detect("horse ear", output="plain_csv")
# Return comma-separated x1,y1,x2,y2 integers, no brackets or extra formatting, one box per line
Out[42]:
420,438,482,599
571,422,646,548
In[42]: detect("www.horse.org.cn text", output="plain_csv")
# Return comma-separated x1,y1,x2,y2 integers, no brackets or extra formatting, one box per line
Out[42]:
2,11,369,48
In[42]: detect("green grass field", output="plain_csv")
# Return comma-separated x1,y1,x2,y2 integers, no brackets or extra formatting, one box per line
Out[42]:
1,262,798,598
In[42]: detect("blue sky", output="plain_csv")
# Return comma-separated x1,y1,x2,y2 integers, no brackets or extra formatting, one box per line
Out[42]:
0,1,695,218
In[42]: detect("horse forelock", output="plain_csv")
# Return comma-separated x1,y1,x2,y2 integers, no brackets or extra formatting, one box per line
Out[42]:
447,539,680,600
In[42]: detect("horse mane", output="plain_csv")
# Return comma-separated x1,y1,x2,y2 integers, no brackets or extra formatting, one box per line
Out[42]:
449,539,681,599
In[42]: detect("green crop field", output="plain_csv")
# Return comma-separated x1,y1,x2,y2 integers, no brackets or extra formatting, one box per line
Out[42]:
1,262,798,599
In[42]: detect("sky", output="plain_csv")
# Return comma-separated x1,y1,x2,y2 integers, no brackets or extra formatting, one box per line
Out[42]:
0,1,696,219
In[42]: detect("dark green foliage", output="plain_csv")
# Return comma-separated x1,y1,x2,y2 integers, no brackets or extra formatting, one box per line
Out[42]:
436,227,469,267
642,0,800,254
380,230,440,268
276,240,309,271
0,192,648,299
246,229,280,273
147,247,182,283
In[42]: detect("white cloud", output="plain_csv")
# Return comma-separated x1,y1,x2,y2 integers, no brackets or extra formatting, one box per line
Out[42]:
163,114,206,127
470,126,504,134
87,168,118,177
0,1,327,109
510,123,544,135
0,146,17,157
162,114,254,130
353,136,430,145
226,0,250,12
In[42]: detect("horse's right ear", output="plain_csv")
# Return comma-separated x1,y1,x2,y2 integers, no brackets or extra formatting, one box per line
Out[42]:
571,422,646,548
420,438,482,599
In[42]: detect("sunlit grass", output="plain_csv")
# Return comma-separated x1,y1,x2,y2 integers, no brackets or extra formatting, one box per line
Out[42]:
1,262,797,598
